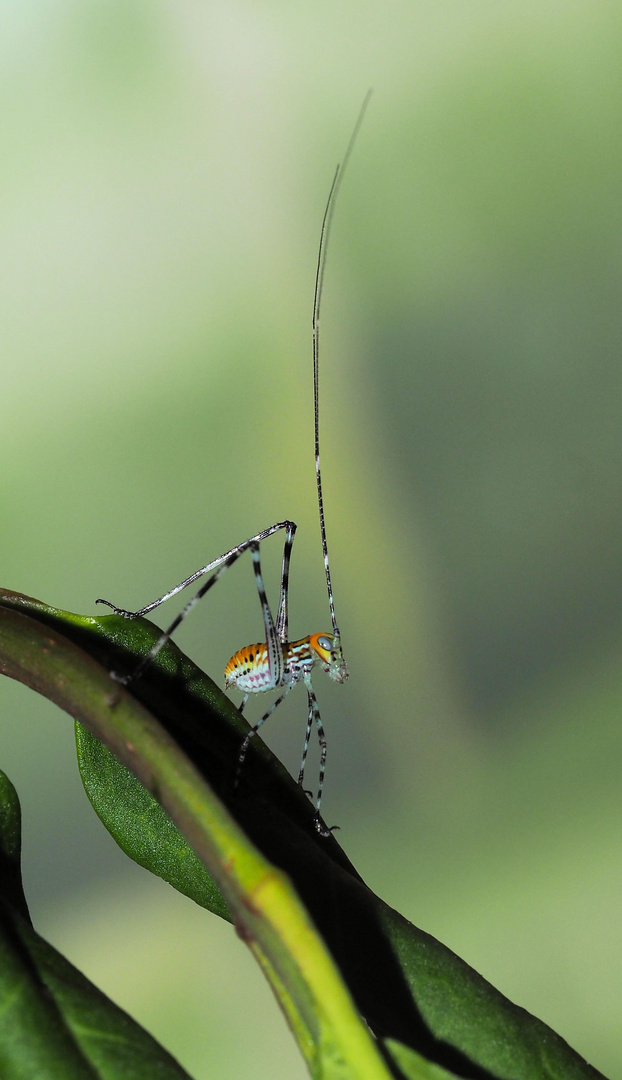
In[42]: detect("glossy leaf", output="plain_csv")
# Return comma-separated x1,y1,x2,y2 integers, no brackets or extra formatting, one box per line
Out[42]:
0,592,390,1080
76,723,231,921
0,590,609,1080
0,769,193,1080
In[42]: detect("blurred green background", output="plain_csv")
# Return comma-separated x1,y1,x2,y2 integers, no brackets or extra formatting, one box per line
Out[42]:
2,2,622,1077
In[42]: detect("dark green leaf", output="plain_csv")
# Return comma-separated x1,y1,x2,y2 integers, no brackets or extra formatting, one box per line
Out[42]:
75,722,230,920
0,591,611,1080
378,905,605,1080
0,768,194,1080
384,1039,461,1080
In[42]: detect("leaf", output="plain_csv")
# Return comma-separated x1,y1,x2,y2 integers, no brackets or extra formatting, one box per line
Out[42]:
75,722,231,921
0,768,194,1080
376,904,605,1080
384,1040,461,1080
0,590,610,1080
0,592,391,1080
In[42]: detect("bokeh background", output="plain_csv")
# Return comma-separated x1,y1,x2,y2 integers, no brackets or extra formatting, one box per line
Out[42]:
2,3,622,1077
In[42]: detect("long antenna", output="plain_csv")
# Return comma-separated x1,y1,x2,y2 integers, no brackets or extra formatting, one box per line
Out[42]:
313,89,372,643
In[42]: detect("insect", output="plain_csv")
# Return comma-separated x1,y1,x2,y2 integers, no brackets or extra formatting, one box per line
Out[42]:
96,93,371,833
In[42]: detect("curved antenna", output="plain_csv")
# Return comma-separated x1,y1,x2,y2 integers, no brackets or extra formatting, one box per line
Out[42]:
313,90,372,644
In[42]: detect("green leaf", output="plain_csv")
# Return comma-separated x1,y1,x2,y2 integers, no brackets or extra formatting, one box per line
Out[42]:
0,592,390,1080
377,904,605,1080
384,1040,461,1080
75,722,231,921
0,590,610,1080
0,768,194,1080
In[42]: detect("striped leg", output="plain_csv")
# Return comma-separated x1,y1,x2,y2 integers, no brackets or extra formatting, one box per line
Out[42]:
96,520,295,619
95,520,295,683
250,541,283,686
297,692,314,790
120,554,235,684
275,521,297,644
304,676,332,835
235,683,294,788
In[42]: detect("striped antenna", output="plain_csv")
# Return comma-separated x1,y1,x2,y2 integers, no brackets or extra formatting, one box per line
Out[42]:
312,90,372,642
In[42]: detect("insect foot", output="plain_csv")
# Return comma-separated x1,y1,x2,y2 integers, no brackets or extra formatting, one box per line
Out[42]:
314,815,339,838
95,598,139,618
108,669,131,686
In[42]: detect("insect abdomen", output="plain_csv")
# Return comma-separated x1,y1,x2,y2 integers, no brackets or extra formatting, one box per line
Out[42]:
224,643,273,693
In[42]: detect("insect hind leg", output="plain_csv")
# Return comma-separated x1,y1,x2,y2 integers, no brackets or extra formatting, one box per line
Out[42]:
95,520,295,684
275,521,297,644
249,540,284,687
108,555,236,685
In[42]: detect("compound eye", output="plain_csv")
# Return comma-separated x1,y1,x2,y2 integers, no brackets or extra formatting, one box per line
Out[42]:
317,635,333,652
